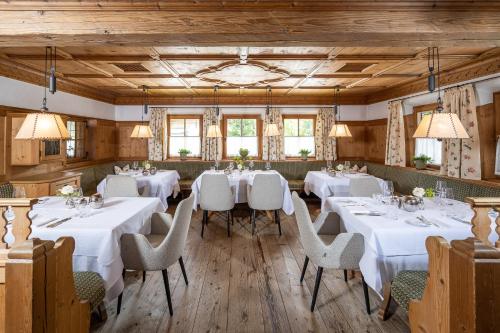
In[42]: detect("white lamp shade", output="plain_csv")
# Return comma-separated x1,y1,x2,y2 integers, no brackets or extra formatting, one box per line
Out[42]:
130,124,154,138
264,123,280,137
328,124,352,137
206,124,223,138
15,113,70,140
413,113,470,139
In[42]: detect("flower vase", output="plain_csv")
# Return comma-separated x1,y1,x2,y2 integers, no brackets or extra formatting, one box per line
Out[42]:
65,197,75,208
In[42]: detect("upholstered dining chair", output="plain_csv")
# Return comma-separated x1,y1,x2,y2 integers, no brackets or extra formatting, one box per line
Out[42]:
291,191,371,313
349,177,383,197
103,175,140,198
247,174,284,235
117,193,195,316
199,174,234,238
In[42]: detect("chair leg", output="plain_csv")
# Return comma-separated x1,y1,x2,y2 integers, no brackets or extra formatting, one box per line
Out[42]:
201,210,207,238
226,210,231,237
162,269,173,316
117,269,125,315
362,275,371,314
231,209,234,225
300,256,309,283
343,269,348,282
378,282,393,320
179,256,188,285
251,209,256,235
143,271,146,283
97,303,108,322
311,267,323,312
276,210,282,236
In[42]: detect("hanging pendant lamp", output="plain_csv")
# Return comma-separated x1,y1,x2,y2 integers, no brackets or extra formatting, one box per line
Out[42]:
131,86,154,139
328,86,352,138
207,85,223,138
413,48,470,139
264,86,280,137
16,46,69,140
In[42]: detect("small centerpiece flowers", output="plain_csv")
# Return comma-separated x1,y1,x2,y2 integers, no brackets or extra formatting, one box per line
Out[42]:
336,164,344,172
412,187,425,198
57,185,79,207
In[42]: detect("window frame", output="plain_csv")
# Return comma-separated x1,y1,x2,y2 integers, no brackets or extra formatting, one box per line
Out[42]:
222,114,262,159
413,103,441,169
167,114,203,160
65,117,88,163
282,114,317,159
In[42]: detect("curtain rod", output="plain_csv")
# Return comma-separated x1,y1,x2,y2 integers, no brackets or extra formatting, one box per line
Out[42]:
388,73,500,104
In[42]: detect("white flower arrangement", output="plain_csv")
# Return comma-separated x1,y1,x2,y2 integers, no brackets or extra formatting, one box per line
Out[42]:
412,187,425,198
144,161,151,170
58,185,77,198
336,164,344,171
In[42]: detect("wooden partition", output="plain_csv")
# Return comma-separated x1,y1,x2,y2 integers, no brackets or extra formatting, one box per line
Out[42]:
408,198,500,333
0,199,90,333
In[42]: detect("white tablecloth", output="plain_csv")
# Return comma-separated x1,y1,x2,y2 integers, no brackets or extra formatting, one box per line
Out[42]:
23,196,165,301
322,197,498,295
191,170,294,215
304,171,385,206
97,170,180,207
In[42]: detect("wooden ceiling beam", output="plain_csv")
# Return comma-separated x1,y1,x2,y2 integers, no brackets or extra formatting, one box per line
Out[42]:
0,9,500,47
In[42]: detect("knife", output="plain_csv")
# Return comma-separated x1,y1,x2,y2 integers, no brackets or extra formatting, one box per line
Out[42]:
418,215,440,228
450,216,470,224
46,217,72,228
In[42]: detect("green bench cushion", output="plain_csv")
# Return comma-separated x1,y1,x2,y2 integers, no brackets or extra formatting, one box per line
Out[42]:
0,183,14,198
73,271,105,312
287,179,305,191
391,270,427,311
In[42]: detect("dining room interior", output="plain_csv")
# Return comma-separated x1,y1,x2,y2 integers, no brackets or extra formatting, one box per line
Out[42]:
0,1,500,333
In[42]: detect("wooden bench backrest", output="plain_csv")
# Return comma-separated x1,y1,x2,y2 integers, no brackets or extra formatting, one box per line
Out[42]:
409,197,500,333
0,199,90,333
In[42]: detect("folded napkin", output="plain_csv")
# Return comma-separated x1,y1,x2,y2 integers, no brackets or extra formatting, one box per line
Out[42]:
114,164,130,175
352,164,359,171
359,165,367,173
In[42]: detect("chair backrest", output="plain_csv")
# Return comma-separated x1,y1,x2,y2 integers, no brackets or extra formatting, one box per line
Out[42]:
199,174,234,211
161,193,195,267
104,175,139,198
248,174,283,210
349,177,382,197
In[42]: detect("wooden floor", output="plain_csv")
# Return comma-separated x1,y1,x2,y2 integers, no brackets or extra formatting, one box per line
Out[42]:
92,201,409,333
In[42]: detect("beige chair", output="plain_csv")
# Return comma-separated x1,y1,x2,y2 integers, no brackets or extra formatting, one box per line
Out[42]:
117,193,195,316
199,174,234,238
349,177,382,197
292,192,370,313
247,174,284,235
103,175,139,198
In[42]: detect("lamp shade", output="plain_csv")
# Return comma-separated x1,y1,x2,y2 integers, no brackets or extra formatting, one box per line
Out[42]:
413,113,469,139
206,124,223,138
264,123,280,137
328,124,352,138
15,113,70,140
130,124,154,138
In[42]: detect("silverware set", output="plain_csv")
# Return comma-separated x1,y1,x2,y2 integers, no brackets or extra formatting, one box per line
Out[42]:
46,217,72,228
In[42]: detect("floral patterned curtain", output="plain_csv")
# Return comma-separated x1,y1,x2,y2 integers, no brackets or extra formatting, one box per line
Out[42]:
314,107,337,161
263,108,285,161
148,107,168,161
440,84,481,179
385,101,406,166
201,107,223,161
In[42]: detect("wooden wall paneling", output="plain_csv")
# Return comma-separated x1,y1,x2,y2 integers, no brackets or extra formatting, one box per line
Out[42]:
477,103,497,180
88,119,116,161
495,92,500,137
9,115,40,166
116,122,148,160
0,115,6,175
404,113,416,166
336,122,366,160
364,119,387,163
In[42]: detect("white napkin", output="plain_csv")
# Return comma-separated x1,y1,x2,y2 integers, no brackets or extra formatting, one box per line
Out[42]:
359,165,367,173
352,164,359,171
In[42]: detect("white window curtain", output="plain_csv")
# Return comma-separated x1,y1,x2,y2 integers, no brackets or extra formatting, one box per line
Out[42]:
314,107,337,161
263,108,285,161
441,84,481,180
385,100,406,166
201,108,223,161
148,107,168,161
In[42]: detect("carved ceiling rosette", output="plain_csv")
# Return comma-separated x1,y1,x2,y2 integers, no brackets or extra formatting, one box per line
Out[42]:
195,60,289,87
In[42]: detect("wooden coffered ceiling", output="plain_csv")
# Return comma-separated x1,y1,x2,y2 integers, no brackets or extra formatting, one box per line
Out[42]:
0,1,500,105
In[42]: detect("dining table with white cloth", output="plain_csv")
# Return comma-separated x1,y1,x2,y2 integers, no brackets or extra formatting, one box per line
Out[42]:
97,170,180,207
18,196,166,301
322,196,498,296
304,171,385,206
191,169,294,215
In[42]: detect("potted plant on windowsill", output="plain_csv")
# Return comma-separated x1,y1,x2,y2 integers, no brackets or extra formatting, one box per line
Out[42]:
299,149,311,161
412,154,432,170
178,148,191,161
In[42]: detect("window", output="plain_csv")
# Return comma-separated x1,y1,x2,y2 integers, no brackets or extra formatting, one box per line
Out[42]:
415,110,442,165
66,120,87,160
168,116,202,158
283,116,315,157
224,116,260,158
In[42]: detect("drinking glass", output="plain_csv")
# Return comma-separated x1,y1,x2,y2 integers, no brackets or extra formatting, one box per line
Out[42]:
132,161,138,170
229,161,234,171
210,166,216,172
321,167,327,173
443,187,454,205
265,161,271,171
326,160,332,169
249,160,254,171
435,180,446,196
76,198,89,218
214,160,220,171
344,161,351,172
384,181,394,196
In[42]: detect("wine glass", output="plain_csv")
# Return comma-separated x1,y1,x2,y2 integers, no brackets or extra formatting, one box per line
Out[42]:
443,187,455,205
384,181,394,197
132,161,138,170
344,161,351,172
265,161,271,171
229,161,234,171
248,160,254,171
326,160,332,170
214,160,220,171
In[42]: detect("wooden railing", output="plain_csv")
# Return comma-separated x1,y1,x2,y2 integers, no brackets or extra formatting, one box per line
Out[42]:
0,199,90,333
409,197,500,333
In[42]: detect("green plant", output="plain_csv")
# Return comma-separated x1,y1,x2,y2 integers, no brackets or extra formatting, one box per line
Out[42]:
424,188,435,198
178,148,191,155
412,154,433,164
299,149,311,156
238,148,249,159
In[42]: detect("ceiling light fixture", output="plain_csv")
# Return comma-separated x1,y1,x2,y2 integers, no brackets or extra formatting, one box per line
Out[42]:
413,47,470,139
427,47,436,92
130,85,154,138
15,47,69,140
264,86,280,137
328,86,352,138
